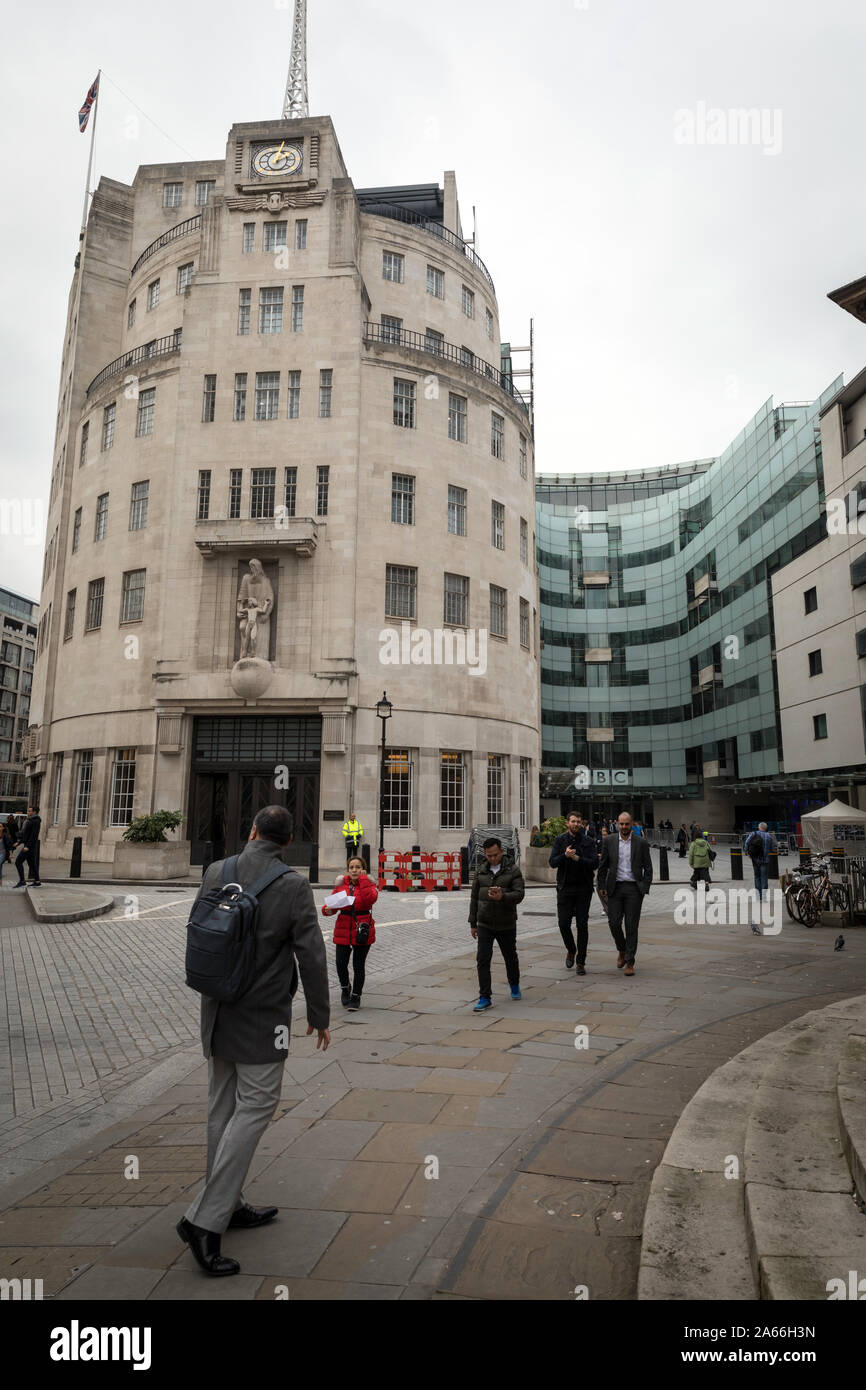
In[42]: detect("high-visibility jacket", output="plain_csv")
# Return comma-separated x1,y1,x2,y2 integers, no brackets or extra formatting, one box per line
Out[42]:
342,819,363,844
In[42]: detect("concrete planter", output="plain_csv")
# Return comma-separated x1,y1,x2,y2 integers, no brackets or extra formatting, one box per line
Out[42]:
524,846,557,884
113,840,191,881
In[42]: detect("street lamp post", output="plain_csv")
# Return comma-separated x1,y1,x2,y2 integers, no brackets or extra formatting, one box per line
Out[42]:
376,693,393,861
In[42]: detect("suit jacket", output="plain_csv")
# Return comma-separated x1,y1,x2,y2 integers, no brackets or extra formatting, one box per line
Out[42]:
597,832,653,897
196,838,330,1065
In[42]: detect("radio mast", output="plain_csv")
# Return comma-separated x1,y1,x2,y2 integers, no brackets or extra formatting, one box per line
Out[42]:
282,0,309,119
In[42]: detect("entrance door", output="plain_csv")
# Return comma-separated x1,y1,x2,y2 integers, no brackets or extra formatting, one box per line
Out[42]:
190,774,229,864
189,770,319,866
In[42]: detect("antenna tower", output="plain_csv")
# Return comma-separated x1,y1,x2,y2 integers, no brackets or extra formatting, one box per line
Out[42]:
282,0,309,119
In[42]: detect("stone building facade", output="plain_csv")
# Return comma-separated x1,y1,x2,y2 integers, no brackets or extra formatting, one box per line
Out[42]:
0,588,38,816
26,116,539,869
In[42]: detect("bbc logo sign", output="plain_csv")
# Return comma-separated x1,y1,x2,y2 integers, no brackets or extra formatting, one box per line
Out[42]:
573,767,630,789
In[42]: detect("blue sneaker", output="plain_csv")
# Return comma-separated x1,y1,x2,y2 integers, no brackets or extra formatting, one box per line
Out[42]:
473,996,492,1012
510,985,522,1001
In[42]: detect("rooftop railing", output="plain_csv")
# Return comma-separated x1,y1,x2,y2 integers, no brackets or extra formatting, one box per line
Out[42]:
360,202,495,292
363,322,530,416
130,216,202,279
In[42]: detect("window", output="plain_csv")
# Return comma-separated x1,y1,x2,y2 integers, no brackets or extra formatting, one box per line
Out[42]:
259,286,283,334
144,339,157,359
394,378,416,429
448,485,467,537
94,493,109,542
229,470,243,519
197,470,211,520
295,219,308,250
383,250,404,283
202,374,217,423
102,403,115,451
177,264,195,297
263,221,287,252
386,565,417,620
519,434,527,480
284,467,297,518
383,750,412,829
255,372,280,420
448,393,467,443
136,387,155,437
491,413,505,460
440,752,465,830
287,370,301,420
64,590,76,641
491,501,505,550
813,713,828,740
291,285,304,332
72,507,82,553
804,587,818,614
251,469,277,519
460,345,474,369
163,182,183,208
520,518,529,565
444,573,469,627
520,598,530,649
487,754,504,822
128,299,136,329
74,751,93,826
808,650,823,677
243,223,255,254
461,285,475,318
129,481,149,531
79,421,89,468
51,753,64,826
233,373,247,422
147,279,160,311
319,369,333,418
425,327,444,356
121,569,146,623
485,307,494,340
490,585,507,638
109,749,136,827
381,314,403,344
85,578,105,631
427,265,445,299
519,758,530,829
317,466,330,517
391,474,415,526
195,179,215,207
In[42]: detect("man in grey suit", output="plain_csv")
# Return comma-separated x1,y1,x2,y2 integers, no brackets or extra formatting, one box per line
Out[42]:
177,805,330,1277
597,811,653,977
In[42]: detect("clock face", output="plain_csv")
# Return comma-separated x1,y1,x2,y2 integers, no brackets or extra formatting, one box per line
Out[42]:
250,142,303,178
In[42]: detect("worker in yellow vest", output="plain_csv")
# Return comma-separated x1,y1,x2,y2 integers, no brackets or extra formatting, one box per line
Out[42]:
342,812,364,861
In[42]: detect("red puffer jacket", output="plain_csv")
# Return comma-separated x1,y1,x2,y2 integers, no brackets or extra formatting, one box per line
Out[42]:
323,874,378,946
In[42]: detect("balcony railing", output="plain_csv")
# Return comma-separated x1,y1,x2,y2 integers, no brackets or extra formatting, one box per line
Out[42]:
86,331,182,398
130,216,202,279
360,202,495,291
363,322,530,416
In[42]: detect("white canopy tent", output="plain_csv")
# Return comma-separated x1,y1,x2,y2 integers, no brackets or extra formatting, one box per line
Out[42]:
801,799,866,853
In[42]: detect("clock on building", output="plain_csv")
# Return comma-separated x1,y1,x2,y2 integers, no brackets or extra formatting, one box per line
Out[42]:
250,141,303,178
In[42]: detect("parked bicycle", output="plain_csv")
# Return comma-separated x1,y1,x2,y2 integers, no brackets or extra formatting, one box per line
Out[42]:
784,855,850,927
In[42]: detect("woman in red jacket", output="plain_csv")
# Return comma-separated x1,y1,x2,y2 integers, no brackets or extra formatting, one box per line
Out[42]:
321,855,378,1011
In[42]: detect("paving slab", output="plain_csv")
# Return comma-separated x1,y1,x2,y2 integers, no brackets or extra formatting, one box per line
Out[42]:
326,1090,449,1125
309,1212,444,1286
639,1165,756,1301
522,1128,666,1184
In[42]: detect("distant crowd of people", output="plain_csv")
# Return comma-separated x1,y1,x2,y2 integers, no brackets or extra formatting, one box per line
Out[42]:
0,808,42,888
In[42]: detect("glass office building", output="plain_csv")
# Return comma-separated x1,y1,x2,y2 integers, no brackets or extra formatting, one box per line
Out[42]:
536,383,842,828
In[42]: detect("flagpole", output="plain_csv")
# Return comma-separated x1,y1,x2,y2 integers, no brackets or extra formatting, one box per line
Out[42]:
80,69,101,241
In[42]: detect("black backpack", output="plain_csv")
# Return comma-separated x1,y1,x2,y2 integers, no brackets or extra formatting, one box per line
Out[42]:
746,834,764,862
185,855,292,1004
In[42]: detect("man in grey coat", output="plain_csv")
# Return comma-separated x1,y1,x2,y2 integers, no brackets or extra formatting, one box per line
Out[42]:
177,805,330,1277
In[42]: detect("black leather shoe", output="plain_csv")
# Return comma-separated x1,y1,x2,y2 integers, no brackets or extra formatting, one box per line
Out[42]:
565,953,575,969
176,1217,240,1276
228,1203,278,1229
576,963,586,976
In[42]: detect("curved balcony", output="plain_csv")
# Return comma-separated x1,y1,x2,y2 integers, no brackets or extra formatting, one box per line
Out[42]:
363,322,530,416
86,331,182,398
360,202,495,292
130,216,202,280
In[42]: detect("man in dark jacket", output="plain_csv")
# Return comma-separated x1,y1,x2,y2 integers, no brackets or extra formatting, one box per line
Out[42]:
469,838,525,1011
597,811,653,976
178,805,330,1277
12,808,42,887
549,812,598,975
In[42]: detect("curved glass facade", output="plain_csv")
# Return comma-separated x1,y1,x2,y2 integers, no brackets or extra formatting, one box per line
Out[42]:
536,384,842,819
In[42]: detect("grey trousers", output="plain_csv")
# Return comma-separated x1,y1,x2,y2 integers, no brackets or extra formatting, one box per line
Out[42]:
185,1056,284,1235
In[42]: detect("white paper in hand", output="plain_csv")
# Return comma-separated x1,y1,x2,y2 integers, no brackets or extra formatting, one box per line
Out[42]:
325,890,353,910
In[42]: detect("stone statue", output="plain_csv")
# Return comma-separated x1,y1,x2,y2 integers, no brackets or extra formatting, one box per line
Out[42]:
237,559,274,661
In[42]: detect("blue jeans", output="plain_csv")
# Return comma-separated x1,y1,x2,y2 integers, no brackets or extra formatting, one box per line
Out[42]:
752,861,769,899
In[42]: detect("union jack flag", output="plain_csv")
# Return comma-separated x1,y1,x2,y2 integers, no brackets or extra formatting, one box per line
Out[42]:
78,75,99,132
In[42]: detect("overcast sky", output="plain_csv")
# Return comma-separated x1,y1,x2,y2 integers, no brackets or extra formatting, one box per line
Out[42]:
2,0,865,600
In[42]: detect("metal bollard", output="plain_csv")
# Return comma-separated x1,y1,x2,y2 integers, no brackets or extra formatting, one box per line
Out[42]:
362,843,371,872
70,836,82,879
460,846,469,885
730,847,743,881
659,845,670,882
309,841,319,886
769,851,779,881
202,841,213,879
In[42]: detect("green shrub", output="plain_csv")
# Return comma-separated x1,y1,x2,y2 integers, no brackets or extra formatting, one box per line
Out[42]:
535,816,567,847
122,811,184,844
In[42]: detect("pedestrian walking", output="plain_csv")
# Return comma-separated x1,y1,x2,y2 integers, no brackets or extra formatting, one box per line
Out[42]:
0,819,15,885
597,812,653,976
469,837,525,1011
548,812,598,975
178,806,330,1278
676,823,688,858
322,855,378,1012
744,822,774,901
341,811,364,862
12,807,42,887
688,831,713,888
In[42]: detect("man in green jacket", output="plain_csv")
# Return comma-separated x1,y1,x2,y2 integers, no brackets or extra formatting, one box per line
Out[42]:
688,832,713,888
342,812,364,861
469,838,526,1011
